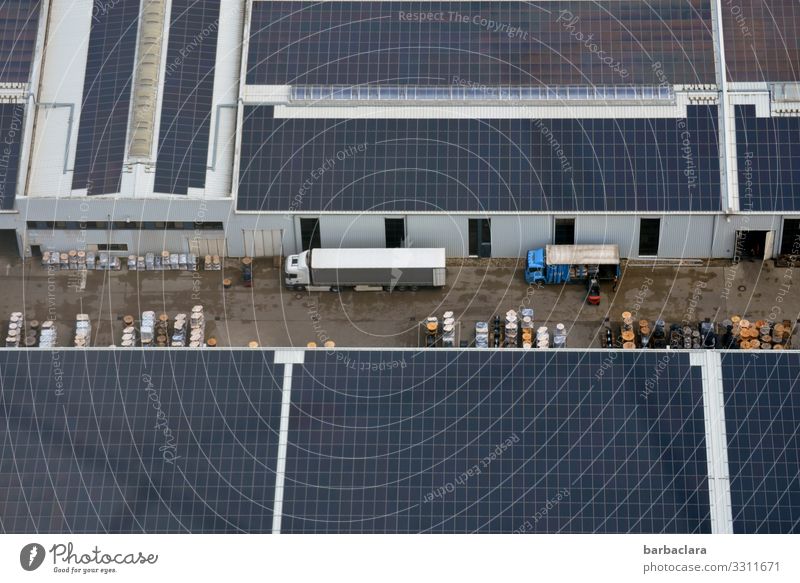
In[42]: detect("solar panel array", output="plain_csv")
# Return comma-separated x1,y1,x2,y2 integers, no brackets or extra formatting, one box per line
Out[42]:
721,352,800,534
723,0,800,82
0,103,25,210
735,105,800,211
246,1,715,86
238,105,721,212
0,350,711,534
0,351,283,533
283,350,709,533
154,0,220,195
72,0,140,195
0,0,41,83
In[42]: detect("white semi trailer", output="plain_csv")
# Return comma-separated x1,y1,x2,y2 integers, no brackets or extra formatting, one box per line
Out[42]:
284,248,447,291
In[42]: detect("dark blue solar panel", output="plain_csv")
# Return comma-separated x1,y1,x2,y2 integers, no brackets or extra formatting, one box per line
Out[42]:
247,1,715,86
238,105,721,212
72,1,139,195
721,352,800,534
0,1,41,83
154,0,220,195
735,105,800,211
282,351,710,533
723,0,800,83
0,350,283,533
0,103,25,210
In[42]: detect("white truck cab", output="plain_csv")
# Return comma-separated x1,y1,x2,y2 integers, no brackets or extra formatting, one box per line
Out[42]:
284,251,311,288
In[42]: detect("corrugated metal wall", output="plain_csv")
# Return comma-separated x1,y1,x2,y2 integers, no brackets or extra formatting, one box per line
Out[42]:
658,216,716,258
407,215,468,256
490,216,551,257
319,215,385,248
576,216,638,257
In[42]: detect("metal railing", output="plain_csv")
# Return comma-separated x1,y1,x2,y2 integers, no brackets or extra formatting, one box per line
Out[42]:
290,85,674,102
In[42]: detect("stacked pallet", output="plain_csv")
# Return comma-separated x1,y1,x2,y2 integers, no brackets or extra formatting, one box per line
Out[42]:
6,312,23,347
189,306,206,347
74,314,91,347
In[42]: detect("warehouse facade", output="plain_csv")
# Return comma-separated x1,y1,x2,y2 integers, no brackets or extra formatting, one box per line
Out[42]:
1,0,799,261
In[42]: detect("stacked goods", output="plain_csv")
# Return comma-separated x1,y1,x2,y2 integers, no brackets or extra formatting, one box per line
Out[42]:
521,309,534,349
475,321,489,348
145,253,155,270
189,306,206,347
6,312,23,347
553,323,567,348
639,319,651,348
39,320,57,347
731,317,792,350
424,316,438,347
74,314,91,347
140,311,155,346
155,314,170,347
121,325,137,347
536,326,550,349
25,320,40,348
504,310,518,348
127,256,147,270
620,311,635,347
442,311,456,348
652,320,667,349
44,250,96,270
120,314,136,347
171,313,188,347
204,255,222,270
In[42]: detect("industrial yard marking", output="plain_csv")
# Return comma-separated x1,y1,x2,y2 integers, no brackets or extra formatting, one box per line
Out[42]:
272,350,305,533
691,351,734,533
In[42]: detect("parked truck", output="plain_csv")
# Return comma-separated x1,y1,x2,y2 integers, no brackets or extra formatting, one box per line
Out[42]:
524,244,621,285
284,248,447,291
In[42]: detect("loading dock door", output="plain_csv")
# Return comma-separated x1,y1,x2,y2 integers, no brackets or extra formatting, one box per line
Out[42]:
243,230,282,257
781,219,800,256
735,230,772,261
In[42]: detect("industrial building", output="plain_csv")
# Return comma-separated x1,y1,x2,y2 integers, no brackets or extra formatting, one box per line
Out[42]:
0,0,798,261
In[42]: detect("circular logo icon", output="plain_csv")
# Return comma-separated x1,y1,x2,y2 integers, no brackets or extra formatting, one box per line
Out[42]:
20,543,46,571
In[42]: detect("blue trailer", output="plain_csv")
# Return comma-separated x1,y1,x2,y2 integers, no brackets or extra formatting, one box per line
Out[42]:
525,245,621,285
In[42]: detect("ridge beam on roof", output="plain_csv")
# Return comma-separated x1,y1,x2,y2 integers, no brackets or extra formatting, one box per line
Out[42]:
128,0,167,161
691,351,733,534
271,349,304,534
